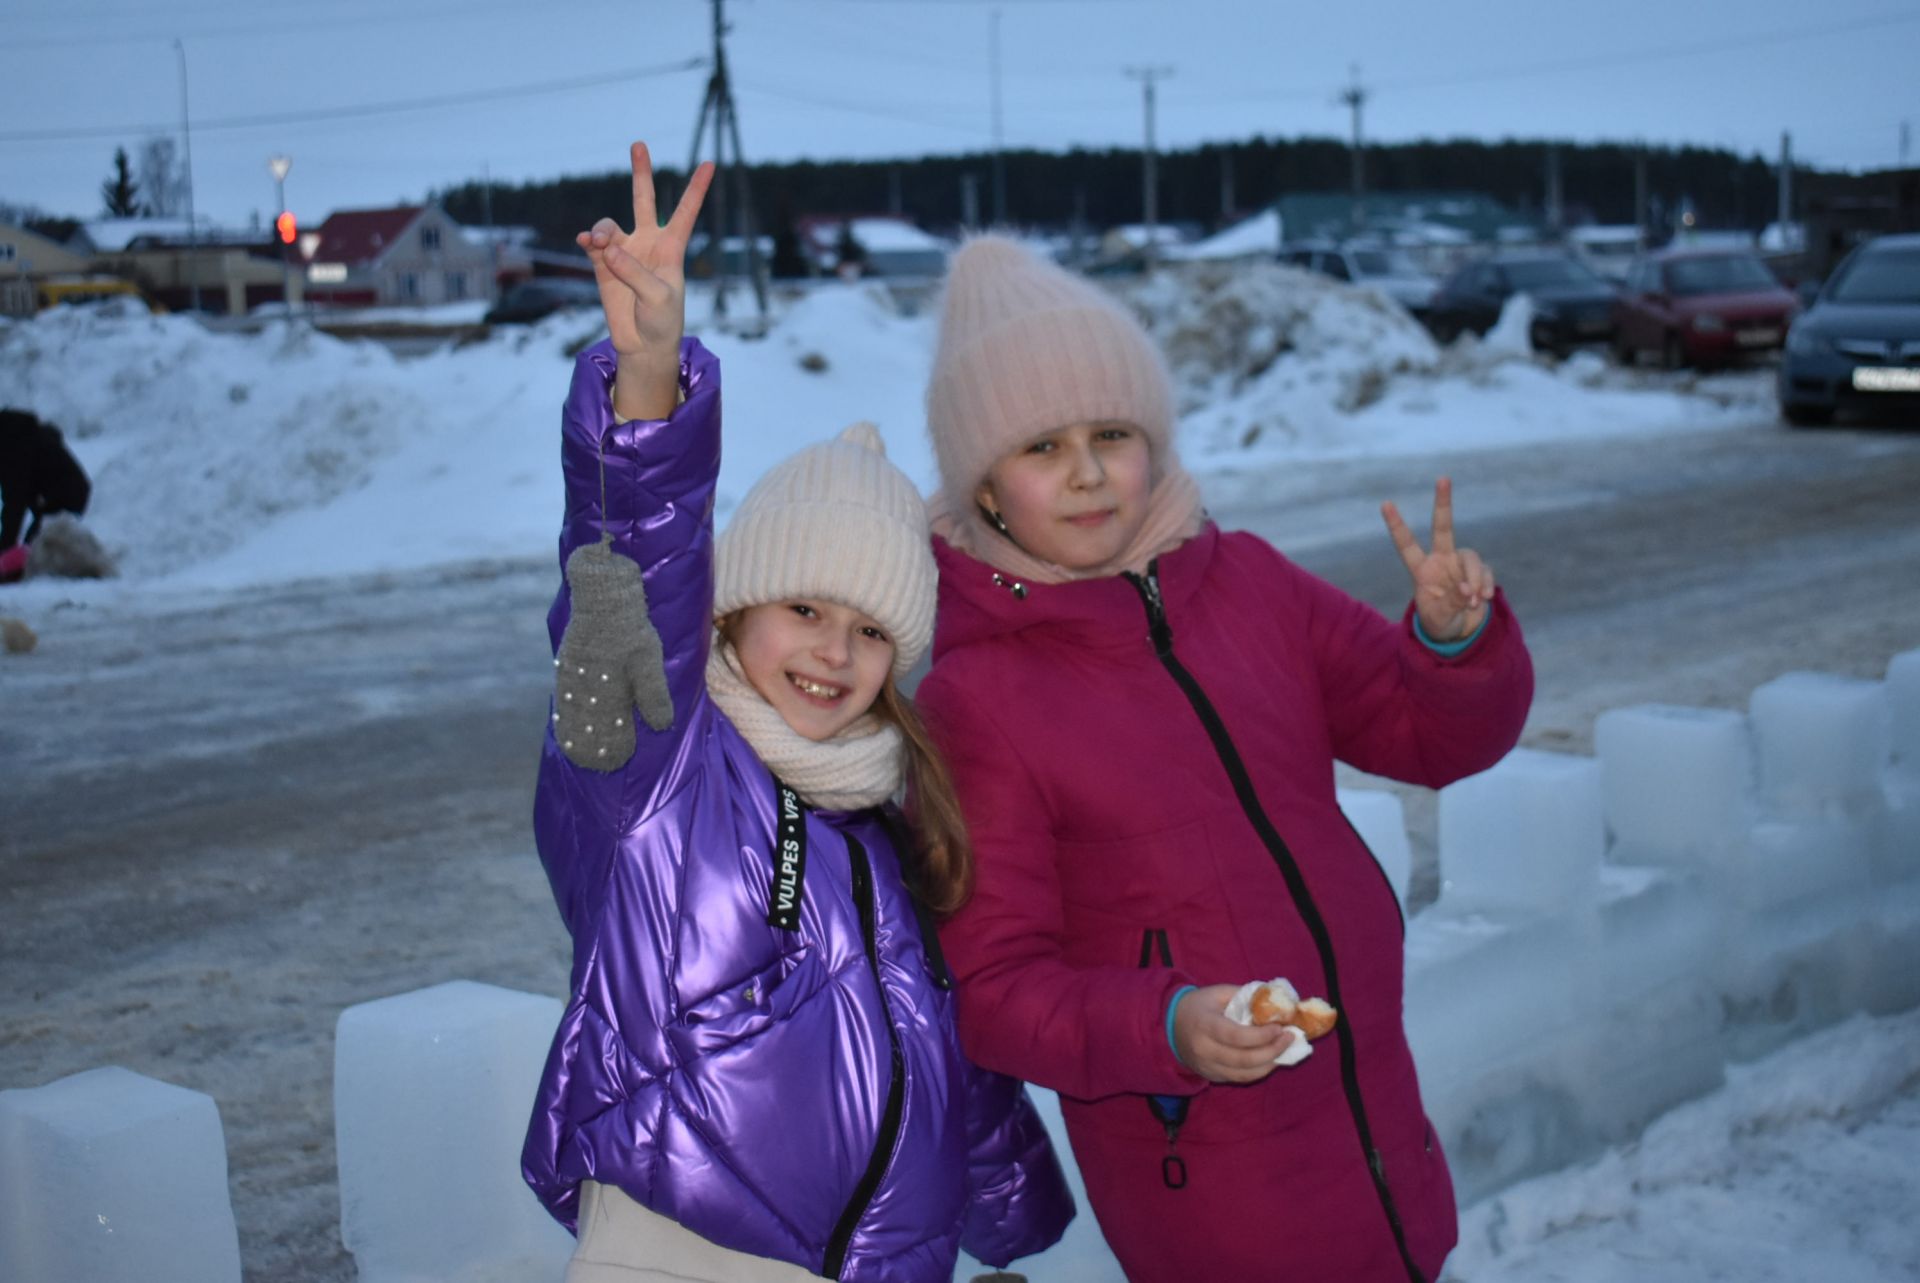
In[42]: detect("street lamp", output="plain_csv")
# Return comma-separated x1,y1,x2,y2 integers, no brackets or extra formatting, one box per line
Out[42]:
269,154,296,318
175,38,202,312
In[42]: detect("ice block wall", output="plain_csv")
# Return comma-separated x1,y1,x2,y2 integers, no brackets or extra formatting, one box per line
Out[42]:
9,650,1914,1281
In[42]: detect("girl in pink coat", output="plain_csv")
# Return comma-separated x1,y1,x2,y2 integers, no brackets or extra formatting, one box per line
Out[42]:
914,237,1536,1283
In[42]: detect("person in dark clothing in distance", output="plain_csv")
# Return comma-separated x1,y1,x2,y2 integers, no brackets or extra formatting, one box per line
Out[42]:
0,409,92,581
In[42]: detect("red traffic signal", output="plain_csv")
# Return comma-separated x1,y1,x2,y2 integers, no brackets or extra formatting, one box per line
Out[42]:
275,211,297,245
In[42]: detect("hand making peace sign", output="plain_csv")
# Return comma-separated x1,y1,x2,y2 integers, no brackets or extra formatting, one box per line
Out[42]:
577,141,715,421
1380,478,1495,644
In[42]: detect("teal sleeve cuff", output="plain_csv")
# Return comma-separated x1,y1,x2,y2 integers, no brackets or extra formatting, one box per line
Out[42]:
1167,985,1199,1063
1413,609,1488,657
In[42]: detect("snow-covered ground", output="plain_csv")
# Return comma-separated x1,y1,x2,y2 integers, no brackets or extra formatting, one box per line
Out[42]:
4,266,1913,1282
1446,1008,1920,1283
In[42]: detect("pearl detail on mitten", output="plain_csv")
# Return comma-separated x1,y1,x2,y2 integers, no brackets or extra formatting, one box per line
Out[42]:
552,535,675,771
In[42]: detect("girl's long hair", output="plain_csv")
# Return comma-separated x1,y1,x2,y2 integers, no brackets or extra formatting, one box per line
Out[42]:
872,680,973,916
712,611,974,914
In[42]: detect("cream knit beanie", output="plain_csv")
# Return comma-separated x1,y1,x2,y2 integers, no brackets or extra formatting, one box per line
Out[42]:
926,235,1175,514
713,422,936,678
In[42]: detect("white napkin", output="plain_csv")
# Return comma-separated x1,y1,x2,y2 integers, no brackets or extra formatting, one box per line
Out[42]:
1223,978,1313,1067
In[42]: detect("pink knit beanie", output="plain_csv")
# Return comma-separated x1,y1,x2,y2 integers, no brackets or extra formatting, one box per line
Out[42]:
925,235,1175,514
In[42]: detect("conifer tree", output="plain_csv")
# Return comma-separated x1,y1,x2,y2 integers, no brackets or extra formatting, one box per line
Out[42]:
101,148,140,218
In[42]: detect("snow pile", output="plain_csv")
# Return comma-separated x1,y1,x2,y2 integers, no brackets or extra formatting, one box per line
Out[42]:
1116,258,1441,426
1444,1008,1920,1283
1112,261,1765,466
3,301,438,577
1481,291,1536,358
1165,208,1282,262
0,285,937,590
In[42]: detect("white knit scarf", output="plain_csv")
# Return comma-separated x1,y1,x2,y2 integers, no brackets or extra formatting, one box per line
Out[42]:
704,634,904,811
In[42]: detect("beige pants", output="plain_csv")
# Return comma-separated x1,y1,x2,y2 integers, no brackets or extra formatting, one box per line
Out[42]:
565,1180,822,1283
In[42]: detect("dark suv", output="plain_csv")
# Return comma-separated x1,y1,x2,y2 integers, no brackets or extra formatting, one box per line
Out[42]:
1777,234,1920,426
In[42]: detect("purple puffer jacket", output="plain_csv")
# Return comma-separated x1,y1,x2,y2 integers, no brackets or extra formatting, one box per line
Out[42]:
521,338,1072,1282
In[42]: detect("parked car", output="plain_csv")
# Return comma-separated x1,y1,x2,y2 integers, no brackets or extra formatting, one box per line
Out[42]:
1425,252,1619,354
1280,240,1438,317
1567,225,1643,283
483,277,602,325
34,274,159,312
1611,250,1798,369
1777,232,1920,426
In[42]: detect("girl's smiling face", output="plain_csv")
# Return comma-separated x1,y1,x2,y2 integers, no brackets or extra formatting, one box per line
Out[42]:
976,420,1152,571
730,599,895,741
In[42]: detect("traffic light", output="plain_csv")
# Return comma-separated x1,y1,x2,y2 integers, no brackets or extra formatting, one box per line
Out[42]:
275,211,297,245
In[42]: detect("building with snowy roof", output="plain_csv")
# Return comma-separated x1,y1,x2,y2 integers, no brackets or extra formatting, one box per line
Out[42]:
302,204,496,309
795,215,951,280
0,223,93,316
61,217,296,315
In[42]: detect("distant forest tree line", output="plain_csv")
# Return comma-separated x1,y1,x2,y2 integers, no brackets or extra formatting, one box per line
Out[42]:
434,136,1816,254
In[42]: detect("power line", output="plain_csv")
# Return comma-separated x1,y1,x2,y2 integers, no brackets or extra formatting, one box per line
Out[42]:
743,78,995,140
0,59,705,145
2,0,581,50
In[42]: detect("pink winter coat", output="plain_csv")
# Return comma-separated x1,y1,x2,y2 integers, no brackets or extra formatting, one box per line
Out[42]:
916,523,1534,1283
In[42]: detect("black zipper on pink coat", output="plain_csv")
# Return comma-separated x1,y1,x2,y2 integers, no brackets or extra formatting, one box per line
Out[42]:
822,834,907,1280
1123,563,1427,1283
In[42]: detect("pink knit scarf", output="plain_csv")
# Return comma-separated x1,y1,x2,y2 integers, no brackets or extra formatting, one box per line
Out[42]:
929,460,1207,585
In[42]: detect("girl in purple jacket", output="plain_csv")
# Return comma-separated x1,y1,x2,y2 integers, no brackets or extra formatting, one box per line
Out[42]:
521,145,1070,1283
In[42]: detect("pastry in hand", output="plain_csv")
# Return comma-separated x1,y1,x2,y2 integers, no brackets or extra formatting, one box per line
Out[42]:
1247,980,1339,1040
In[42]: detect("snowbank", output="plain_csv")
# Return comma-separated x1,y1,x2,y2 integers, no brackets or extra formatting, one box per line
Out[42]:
0,268,1769,593
1445,1007,1920,1282
1113,261,1768,465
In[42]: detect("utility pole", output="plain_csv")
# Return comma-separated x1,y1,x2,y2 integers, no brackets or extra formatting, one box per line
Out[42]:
1634,144,1648,250
1220,148,1236,223
990,7,1007,226
1545,144,1563,235
482,161,497,303
1125,65,1173,268
960,173,981,229
1071,182,1088,266
1338,64,1367,232
687,0,767,330
1901,119,1911,168
174,38,202,313
1778,131,1793,237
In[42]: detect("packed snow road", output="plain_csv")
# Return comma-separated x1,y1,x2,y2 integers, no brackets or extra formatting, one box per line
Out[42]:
3,415,1917,1282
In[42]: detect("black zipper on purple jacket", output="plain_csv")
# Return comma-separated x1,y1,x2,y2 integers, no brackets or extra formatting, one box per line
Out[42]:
822,834,907,1279
1123,562,1427,1283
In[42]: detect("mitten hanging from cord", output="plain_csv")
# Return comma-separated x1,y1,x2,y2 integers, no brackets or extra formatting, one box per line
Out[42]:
553,532,674,770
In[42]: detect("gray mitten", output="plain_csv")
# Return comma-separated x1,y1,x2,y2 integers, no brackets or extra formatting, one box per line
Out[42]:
553,536,674,770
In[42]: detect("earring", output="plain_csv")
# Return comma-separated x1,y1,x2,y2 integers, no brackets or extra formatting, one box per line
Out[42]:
984,507,1010,536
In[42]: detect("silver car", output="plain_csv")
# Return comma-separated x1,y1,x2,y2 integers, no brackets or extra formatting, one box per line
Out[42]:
1779,233,1920,426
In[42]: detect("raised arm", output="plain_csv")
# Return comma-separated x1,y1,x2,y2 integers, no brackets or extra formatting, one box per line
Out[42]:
1306,480,1533,786
535,145,719,938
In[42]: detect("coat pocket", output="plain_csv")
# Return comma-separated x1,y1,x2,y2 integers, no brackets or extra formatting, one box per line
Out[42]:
671,945,828,1059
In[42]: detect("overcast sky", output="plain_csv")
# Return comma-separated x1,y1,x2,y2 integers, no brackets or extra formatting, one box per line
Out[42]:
3,0,1916,231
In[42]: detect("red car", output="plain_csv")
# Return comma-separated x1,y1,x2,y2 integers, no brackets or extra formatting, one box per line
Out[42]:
1612,250,1799,368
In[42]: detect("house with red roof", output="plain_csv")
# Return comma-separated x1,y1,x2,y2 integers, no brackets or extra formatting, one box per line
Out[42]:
301,204,496,308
